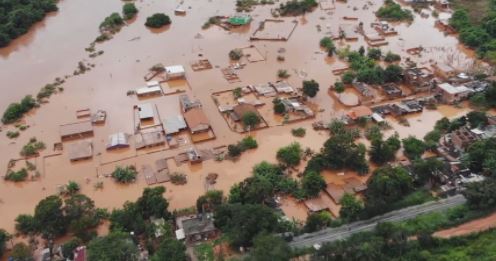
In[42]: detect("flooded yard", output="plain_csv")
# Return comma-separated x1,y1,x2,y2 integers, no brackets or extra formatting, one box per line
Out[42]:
0,0,482,234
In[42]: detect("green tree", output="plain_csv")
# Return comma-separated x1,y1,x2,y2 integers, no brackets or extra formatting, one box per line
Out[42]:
302,79,320,97
196,190,223,213
342,71,355,84
214,203,280,247
136,186,170,219
242,111,261,128
228,176,273,204
466,111,488,128
15,214,37,234
367,48,382,60
87,231,139,261
339,193,364,222
364,165,413,216
249,233,291,261
463,178,496,210
334,81,345,96
411,158,444,186
110,202,146,235
301,171,326,197
384,64,403,83
273,98,286,114
10,243,33,261
123,3,138,20
423,129,442,150
402,136,426,160
276,142,302,166
34,195,67,238
320,37,336,56
304,212,332,232
151,238,187,261
145,13,171,28
369,135,401,165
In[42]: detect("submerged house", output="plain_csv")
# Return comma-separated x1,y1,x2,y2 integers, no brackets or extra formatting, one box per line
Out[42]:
227,14,252,25
175,214,218,243
230,103,259,122
404,67,434,92
436,83,472,104
183,107,210,134
164,65,186,80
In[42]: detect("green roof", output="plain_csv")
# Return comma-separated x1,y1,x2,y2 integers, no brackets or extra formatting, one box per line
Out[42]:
228,15,251,25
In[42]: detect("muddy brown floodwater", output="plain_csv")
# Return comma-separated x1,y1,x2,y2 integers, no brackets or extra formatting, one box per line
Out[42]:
0,0,478,235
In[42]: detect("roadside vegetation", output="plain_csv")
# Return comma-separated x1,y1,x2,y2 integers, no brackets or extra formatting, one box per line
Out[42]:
0,0,58,47
227,136,258,158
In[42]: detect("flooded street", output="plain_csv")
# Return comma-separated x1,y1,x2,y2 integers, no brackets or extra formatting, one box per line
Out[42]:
0,0,480,233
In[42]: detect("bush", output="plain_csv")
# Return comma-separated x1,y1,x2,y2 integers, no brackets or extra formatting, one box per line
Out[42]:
20,138,45,157
229,48,243,60
367,48,382,60
170,172,187,185
320,37,336,55
342,71,355,84
239,136,258,150
228,144,242,158
5,168,28,182
291,127,306,137
123,3,138,20
100,13,124,33
277,142,302,166
277,69,290,78
301,171,326,197
111,166,137,183
6,131,20,139
145,13,171,28
384,51,401,62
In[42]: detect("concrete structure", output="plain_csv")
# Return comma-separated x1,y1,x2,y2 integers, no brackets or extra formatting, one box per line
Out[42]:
253,83,277,97
433,63,457,80
346,106,373,121
272,81,296,94
164,65,186,80
381,83,403,98
436,83,472,104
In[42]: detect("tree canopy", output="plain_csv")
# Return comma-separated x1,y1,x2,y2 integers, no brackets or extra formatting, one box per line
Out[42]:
145,13,171,28
87,231,139,261
302,79,320,97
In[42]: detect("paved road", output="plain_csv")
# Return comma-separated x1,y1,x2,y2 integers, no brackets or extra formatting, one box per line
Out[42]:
290,195,467,248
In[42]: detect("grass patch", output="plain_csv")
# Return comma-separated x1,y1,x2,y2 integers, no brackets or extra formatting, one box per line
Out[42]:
391,189,436,210
194,243,215,261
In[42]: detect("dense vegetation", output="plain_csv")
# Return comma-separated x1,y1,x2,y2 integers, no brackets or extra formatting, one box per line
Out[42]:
376,0,413,21
0,0,58,47
277,0,318,16
339,48,403,85
450,1,496,63
227,136,258,158
145,13,171,28
111,165,137,183
2,95,37,124
306,120,368,174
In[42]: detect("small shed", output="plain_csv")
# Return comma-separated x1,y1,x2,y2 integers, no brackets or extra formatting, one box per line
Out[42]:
165,65,186,80
346,106,373,121
107,132,130,150
272,81,295,94
68,141,93,161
